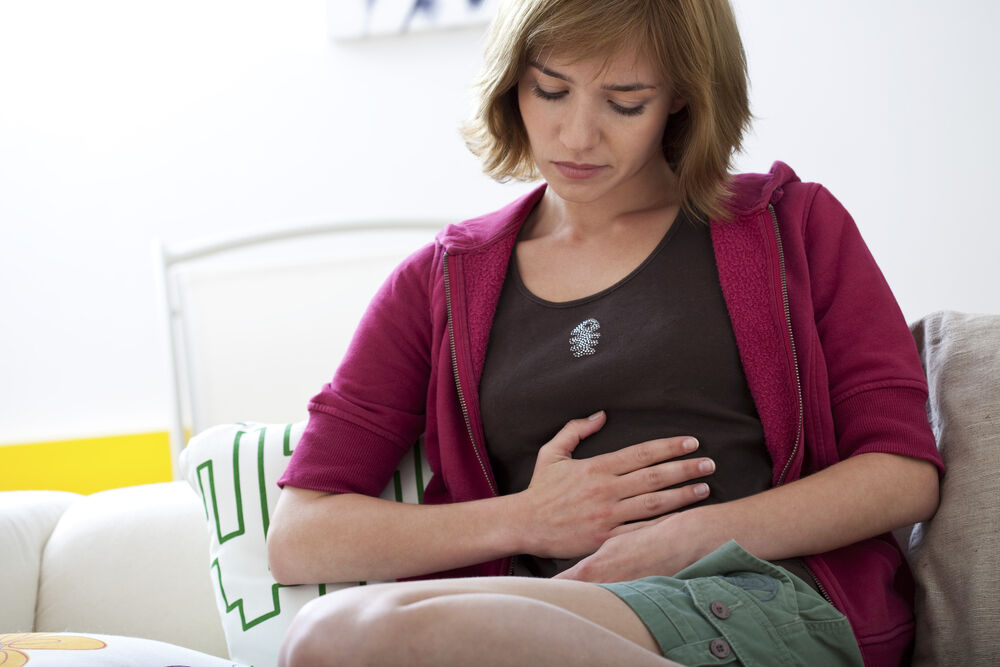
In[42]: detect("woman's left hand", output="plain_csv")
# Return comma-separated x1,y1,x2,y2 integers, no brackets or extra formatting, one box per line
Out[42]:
556,452,942,584
554,510,714,583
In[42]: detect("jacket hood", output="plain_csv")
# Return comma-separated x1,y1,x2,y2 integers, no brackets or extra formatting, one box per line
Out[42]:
436,185,545,253
436,161,801,251
725,161,801,217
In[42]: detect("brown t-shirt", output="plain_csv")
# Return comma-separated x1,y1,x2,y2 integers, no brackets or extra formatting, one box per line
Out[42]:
480,212,810,583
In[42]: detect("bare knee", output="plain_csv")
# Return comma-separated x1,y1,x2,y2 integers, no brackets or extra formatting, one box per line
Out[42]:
280,587,371,666
278,585,431,667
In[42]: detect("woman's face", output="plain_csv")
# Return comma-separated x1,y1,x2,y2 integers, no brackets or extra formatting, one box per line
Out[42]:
516,49,685,206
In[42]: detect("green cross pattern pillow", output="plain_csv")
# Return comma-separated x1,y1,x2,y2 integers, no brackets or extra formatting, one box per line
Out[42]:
179,422,430,667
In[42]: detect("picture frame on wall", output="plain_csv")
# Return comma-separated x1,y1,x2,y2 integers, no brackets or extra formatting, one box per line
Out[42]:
328,0,499,39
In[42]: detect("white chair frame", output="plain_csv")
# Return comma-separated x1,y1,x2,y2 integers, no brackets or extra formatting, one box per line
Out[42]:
155,220,444,477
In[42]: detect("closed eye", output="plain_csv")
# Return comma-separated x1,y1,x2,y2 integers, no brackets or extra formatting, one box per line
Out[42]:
531,84,567,101
533,84,646,118
610,101,645,117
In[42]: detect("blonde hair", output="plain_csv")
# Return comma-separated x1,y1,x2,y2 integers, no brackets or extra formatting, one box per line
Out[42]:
462,0,751,221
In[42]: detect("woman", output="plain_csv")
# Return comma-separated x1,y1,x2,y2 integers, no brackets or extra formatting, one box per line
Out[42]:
268,0,944,664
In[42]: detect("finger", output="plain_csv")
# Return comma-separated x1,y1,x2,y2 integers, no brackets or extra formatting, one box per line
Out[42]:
614,483,710,524
593,435,699,475
618,457,715,496
538,411,607,460
608,513,673,537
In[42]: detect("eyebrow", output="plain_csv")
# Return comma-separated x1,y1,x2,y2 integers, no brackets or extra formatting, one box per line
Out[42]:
529,61,657,92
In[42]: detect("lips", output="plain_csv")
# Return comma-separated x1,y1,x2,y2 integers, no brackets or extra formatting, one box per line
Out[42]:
553,161,607,180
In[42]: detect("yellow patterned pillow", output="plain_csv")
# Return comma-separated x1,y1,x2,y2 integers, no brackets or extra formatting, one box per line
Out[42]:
0,633,236,666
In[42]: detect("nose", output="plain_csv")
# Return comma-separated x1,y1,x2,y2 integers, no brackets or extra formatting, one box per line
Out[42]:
559,100,600,153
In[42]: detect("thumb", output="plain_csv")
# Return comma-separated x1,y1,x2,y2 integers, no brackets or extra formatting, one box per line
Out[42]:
540,411,606,461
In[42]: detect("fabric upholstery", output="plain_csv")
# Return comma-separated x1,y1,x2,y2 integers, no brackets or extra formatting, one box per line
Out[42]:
909,311,1000,666
33,482,228,659
0,491,80,632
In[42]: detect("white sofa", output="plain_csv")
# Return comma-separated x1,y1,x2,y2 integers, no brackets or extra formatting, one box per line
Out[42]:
1,419,425,667
2,311,997,667
1,481,232,665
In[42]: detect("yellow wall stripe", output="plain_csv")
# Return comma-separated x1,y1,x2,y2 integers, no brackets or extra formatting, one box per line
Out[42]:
0,432,174,494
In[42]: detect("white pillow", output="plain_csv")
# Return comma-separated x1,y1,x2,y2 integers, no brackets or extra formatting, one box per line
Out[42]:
179,422,429,667
0,633,236,666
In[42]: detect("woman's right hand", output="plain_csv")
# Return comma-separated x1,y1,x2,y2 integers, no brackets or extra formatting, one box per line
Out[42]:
512,411,714,560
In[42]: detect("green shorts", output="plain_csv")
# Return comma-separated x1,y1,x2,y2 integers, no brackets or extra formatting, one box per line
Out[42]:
599,541,863,666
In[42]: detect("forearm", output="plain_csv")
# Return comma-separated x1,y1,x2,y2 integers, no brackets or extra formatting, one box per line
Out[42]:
558,452,941,583
268,488,525,585
269,419,713,585
679,452,940,565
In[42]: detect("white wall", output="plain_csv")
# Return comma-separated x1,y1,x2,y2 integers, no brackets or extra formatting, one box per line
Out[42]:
733,0,1000,322
1,0,997,445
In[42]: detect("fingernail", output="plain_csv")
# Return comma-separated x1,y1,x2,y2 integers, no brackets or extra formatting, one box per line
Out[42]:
699,459,715,474
694,483,710,497
588,411,604,421
683,438,699,452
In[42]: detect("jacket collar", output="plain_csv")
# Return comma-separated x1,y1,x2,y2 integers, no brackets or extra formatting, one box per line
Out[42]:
725,161,799,219
436,160,800,254
436,186,546,254
710,161,805,483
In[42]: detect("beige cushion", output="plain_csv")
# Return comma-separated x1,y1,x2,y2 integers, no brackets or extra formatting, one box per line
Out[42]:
0,491,80,632
909,311,1000,666
33,482,228,659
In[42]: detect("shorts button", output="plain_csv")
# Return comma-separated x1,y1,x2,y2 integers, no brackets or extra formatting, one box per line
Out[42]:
710,638,732,658
710,601,731,619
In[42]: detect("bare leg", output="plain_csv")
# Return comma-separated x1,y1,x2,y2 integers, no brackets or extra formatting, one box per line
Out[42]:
279,577,679,667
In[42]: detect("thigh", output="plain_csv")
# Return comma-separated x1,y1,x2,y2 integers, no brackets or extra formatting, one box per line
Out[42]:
325,576,662,654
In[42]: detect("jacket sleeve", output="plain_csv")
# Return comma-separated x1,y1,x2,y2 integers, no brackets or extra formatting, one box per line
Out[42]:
277,242,437,496
798,185,944,473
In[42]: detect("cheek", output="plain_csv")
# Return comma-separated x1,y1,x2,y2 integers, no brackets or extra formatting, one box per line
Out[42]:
629,116,669,156
515,88,531,125
517,91,545,138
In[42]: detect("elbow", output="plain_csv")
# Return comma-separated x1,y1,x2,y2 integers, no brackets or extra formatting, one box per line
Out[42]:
267,525,302,586
906,460,942,525
267,527,298,586
267,486,336,585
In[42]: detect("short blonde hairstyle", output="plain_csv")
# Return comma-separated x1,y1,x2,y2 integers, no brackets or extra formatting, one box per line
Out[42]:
462,0,751,221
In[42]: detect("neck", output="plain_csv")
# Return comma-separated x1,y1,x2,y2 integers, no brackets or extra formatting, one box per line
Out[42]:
529,160,679,242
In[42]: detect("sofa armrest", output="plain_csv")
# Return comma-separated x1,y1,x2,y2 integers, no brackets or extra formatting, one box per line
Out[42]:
32,481,229,659
0,490,81,632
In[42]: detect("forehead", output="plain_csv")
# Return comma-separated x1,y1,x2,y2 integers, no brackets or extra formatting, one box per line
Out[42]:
530,47,663,84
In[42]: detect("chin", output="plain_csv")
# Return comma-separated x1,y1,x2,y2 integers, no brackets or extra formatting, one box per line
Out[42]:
546,178,617,203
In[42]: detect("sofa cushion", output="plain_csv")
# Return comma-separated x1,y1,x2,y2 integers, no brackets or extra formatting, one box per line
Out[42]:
33,482,228,659
0,491,80,632
0,633,237,666
909,311,1000,666
179,422,428,667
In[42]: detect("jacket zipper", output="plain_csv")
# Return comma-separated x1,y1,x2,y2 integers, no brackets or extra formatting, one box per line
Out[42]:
442,252,497,496
806,561,834,605
443,252,514,576
768,205,833,605
769,203,804,488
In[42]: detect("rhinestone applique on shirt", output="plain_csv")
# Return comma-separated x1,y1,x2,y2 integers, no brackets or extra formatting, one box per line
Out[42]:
569,318,601,357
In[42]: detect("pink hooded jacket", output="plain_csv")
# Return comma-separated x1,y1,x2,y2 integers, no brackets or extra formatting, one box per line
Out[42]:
280,162,944,665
